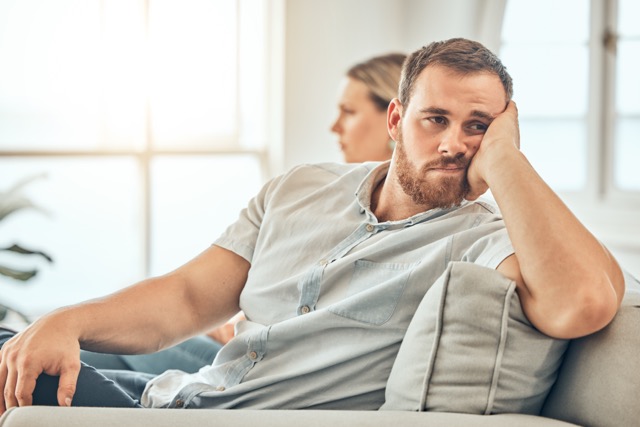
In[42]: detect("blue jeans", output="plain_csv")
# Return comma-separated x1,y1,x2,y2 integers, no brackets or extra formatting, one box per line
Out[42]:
80,335,222,374
0,330,152,408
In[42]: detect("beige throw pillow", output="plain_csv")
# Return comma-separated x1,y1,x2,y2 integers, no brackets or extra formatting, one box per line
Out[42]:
380,261,568,415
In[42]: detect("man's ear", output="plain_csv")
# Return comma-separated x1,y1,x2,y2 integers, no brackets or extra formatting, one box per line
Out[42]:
387,98,403,141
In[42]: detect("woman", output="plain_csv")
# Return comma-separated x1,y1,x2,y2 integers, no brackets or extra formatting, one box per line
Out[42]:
81,52,407,374
331,53,406,163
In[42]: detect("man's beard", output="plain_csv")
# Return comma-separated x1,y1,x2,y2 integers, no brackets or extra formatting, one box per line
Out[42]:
395,129,471,209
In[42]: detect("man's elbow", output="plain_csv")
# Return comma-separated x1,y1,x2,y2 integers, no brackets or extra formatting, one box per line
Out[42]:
543,278,622,339
572,290,620,337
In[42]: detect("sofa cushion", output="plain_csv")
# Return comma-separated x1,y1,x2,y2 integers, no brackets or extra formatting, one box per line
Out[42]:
380,261,568,415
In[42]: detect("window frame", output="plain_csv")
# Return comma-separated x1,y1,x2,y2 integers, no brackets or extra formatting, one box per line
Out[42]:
498,0,640,278
0,0,277,278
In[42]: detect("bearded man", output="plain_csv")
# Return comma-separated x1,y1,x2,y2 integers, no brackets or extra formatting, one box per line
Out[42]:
0,38,624,413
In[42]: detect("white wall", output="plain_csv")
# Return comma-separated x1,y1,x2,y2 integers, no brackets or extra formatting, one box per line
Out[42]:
405,0,483,50
281,0,404,171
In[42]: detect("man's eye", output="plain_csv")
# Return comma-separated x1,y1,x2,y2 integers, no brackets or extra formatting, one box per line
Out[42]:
469,123,488,132
429,116,446,125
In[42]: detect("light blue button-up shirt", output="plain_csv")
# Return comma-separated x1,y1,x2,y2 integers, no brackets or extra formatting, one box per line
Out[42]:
142,161,514,409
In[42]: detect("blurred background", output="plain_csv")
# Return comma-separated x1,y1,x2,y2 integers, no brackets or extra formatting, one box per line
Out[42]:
0,0,638,322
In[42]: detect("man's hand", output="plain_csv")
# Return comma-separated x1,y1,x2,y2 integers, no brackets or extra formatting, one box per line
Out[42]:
205,311,246,345
0,316,80,414
466,100,520,200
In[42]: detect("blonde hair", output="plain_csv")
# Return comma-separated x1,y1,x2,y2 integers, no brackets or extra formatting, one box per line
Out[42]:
346,52,406,112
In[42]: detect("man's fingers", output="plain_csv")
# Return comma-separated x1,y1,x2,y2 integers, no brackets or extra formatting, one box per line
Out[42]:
466,184,489,202
2,360,18,411
15,370,37,408
56,362,80,408
0,357,8,414
507,101,520,149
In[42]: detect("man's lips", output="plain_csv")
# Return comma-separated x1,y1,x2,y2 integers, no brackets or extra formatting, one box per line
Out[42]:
429,166,466,173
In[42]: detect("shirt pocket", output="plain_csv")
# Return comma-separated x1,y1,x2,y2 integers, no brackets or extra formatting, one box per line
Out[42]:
328,259,417,325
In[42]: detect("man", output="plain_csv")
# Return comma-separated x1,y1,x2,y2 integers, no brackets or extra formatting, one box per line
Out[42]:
0,38,624,413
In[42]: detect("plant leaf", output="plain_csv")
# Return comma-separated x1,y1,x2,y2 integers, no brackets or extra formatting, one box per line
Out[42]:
0,244,53,263
0,196,37,222
0,173,48,222
0,302,31,324
0,264,37,281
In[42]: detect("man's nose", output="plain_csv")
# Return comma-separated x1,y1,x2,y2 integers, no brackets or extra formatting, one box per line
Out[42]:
438,127,468,157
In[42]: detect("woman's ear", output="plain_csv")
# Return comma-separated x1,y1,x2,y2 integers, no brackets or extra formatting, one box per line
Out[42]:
387,98,402,142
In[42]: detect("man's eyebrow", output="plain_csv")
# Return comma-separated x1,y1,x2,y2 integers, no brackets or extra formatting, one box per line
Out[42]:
418,107,496,121
419,107,449,115
470,110,495,121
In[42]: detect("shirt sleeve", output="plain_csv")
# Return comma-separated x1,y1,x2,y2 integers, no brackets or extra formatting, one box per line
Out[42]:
213,172,286,263
461,221,515,269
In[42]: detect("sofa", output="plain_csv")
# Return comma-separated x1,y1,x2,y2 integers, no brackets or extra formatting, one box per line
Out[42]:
1,268,638,427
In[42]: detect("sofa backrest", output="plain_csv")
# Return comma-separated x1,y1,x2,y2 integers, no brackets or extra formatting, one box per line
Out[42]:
541,272,640,427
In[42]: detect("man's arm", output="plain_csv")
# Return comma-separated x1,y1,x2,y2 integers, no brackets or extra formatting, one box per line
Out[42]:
468,101,625,339
0,245,249,413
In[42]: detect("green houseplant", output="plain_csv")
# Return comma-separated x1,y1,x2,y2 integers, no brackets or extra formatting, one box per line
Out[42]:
0,175,52,324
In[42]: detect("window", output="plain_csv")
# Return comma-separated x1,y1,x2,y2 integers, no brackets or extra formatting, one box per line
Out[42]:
612,0,640,191
502,0,640,199
501,0,590,192
500,0,640,277
0,0,272,317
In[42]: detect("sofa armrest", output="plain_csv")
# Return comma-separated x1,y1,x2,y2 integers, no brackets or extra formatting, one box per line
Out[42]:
541,304,640,426
0,407,578,427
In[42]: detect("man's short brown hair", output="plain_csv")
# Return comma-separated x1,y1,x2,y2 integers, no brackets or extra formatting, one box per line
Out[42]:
399,38,513,108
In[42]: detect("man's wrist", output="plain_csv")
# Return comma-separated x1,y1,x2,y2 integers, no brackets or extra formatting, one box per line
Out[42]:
46,306,86,344
482,145,527,188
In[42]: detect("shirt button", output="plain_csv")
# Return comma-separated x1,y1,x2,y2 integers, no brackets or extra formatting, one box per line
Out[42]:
215,385,226,392
300,305,311,314
366,224,374,232
249,351,258,360
175,399,185,408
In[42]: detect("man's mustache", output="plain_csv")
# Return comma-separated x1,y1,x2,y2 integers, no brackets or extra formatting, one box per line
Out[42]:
422,156,470,172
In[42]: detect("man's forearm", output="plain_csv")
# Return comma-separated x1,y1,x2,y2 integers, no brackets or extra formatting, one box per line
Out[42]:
43,274,206,355
488,148,624,338
43,245,248,355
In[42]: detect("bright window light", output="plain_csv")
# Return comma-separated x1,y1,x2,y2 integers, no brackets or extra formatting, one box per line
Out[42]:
500,0,590,192
0,0,270,316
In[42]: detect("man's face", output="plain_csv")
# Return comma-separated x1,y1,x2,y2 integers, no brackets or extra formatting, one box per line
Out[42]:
395,125,470,208
389,65,507,209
